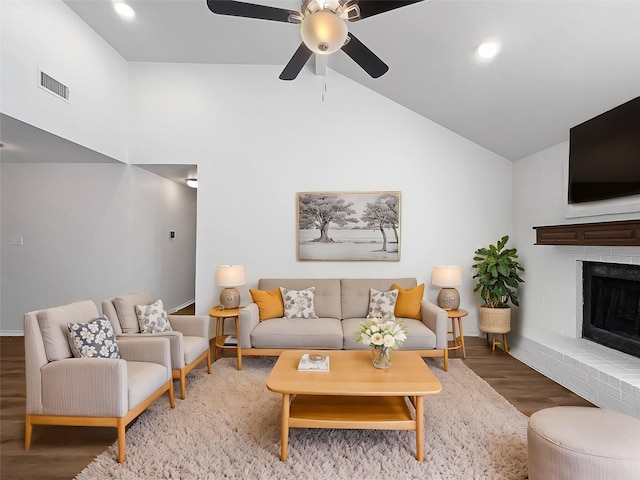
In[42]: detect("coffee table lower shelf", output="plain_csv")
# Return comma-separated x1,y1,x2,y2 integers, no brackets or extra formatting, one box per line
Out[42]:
281,394,424,461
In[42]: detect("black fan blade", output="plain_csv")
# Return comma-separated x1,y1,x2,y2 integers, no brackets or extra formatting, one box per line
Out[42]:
341,33,389,78
354,0,424,21
206,0,298,23
279,43,313,80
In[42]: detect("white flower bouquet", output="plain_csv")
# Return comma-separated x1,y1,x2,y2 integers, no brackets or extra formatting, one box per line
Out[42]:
356,318,408,350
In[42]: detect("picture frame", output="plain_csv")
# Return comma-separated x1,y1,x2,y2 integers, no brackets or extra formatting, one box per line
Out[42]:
297,191,401,261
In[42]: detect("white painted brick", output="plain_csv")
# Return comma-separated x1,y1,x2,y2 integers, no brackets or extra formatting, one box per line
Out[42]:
622,392,640,409
621,382,635,395
563,363,589,383
601,255,633,264
585,247,614,256
590,376,622,399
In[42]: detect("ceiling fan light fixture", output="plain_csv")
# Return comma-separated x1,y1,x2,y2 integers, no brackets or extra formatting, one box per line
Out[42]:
301,11,348,54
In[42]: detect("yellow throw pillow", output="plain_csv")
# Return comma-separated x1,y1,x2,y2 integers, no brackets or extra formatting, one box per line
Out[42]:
391,283,424,320
249,288,284,320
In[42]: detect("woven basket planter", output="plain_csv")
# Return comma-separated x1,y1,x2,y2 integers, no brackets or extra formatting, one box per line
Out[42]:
478,306,511,334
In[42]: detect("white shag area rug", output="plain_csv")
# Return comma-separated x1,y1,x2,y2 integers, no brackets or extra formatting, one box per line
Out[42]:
76,357,528,480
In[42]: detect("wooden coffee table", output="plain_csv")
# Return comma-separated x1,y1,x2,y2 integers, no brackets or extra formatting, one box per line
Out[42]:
266,350,442,462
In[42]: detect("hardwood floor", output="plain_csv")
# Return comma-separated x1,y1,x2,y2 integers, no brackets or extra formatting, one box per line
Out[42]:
0,333,593,480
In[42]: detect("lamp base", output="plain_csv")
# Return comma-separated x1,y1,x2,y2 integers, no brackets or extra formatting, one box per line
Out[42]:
219,287,240,309
437,287,460,310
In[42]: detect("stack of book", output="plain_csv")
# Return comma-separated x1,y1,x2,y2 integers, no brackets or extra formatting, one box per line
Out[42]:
223,335,238,346
297,353,330,372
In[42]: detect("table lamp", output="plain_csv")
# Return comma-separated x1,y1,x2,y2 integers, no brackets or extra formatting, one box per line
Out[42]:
431,265,463,310
215,265,246,309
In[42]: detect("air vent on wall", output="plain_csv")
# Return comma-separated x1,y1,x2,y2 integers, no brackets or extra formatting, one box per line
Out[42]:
38,70,70,102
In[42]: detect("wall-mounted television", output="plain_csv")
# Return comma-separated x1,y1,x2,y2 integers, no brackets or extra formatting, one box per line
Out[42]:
568,96,640,204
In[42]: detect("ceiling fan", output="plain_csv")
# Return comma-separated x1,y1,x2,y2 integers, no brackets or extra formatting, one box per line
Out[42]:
206,0,424,80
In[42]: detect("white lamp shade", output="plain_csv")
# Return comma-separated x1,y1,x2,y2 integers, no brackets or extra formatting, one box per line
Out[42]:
300,11,347,54
215,265,246,287
431,265,463,287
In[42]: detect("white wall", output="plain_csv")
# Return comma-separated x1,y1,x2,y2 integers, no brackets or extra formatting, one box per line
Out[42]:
0,162,197,333
0,0,128,161
127,62,514,331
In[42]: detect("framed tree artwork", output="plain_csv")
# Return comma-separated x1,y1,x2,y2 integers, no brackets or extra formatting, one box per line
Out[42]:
297,191,401,261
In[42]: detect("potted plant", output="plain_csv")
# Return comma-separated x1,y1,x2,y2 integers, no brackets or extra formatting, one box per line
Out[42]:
472,235,525,352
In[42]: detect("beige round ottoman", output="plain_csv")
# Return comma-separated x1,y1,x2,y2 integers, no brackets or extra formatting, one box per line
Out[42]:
527,406,640,480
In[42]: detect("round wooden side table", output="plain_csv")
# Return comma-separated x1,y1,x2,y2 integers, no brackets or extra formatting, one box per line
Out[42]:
209,306,244,370
446,309,468,359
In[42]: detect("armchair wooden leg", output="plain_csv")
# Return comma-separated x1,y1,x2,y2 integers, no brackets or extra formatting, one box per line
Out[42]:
179,371,186,400
117,418,126,463
206,349,212,374
443,348,449,372
24,415,33,450
168,380,175,408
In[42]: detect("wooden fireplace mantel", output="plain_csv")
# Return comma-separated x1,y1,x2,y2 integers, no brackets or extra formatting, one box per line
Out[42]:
533,219,640,246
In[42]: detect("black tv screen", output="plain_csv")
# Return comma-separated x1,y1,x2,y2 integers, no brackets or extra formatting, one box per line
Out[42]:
568,96,640,204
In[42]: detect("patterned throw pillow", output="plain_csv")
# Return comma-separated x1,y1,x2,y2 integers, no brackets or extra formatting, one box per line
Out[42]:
135,299,173,334
67,315,120,359
280,287,319,319
366,288,399,320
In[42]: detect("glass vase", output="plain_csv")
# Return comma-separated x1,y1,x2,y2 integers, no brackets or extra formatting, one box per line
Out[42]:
371,346,392,369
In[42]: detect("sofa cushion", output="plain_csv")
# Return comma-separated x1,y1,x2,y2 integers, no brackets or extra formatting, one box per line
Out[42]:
37,300,101,361
341,278,417,319
135,299,172,334
67,315,120,359
280,287,319,319
259,279,341,319
114,292,153,333
366,288,399,320
251,317,343,349
249,288,284,320
342,317,437,350
392,283,424,320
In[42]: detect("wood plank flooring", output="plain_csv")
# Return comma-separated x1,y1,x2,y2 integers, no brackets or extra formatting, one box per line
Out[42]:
1,333,592,480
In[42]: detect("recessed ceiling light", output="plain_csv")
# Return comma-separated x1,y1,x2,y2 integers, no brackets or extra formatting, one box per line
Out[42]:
114,2,135,19
185,178,198,189
477,41,500,60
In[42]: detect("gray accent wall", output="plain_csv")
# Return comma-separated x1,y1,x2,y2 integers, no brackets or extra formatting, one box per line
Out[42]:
0,162,197,333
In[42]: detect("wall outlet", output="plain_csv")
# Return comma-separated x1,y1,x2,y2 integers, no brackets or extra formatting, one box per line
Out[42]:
170,231,175,239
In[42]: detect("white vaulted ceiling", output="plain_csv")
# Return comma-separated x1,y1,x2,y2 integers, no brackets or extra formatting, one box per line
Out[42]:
2,0,638,167
61,0,640,162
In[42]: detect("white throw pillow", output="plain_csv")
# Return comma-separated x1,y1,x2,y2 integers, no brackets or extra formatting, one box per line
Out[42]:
280,287,319,319
67,315,120,359
135,299,173,334
366,288,399,320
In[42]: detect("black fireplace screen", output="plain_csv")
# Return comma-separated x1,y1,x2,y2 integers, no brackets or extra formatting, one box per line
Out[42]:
583,262,640,358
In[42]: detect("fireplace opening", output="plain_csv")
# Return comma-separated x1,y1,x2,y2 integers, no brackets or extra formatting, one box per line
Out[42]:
583,262,640,358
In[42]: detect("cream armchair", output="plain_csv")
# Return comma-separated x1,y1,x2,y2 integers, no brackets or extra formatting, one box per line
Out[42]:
24,300,175,463
102,292,211,400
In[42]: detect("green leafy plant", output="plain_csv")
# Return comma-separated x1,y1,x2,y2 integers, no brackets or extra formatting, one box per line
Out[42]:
472,235,525,308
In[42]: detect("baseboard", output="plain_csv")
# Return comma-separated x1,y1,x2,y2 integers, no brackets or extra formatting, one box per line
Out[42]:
0,330,24,336
168,299,195,314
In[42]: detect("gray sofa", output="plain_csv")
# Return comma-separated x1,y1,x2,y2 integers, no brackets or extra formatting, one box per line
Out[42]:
238,278,450,370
